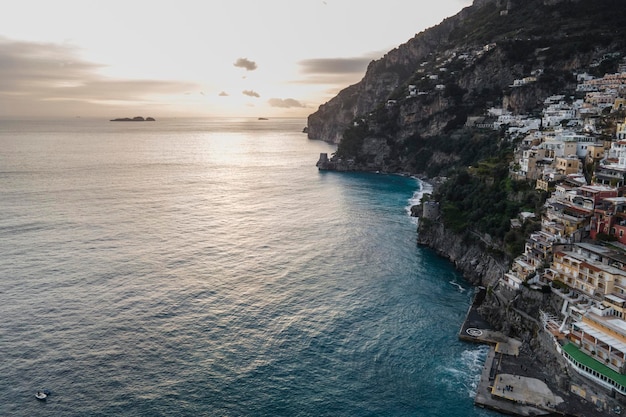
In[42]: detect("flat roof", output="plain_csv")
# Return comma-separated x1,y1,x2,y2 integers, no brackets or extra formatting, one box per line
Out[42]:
575,321,626,351
562,343,626,387
610,318,626,333
579,184,618,192
606,294,626,304
574,243,626,268
604,197,626,204
575,242,610,254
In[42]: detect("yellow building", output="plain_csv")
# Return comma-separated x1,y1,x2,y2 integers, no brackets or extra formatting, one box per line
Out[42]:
617,119,626,140
614,99,626,113
570,312,626,372
556,155,582,175
549,250,626,299
585,144,606,166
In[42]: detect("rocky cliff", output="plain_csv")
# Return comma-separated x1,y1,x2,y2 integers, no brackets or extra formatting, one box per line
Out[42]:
308,0,626,176
308,0,626,408
417,220,506,286
416,216,562,323
417,217,574,389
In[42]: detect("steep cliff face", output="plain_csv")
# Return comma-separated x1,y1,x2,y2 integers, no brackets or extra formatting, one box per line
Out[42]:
308,0,626,177
417,217,574,388
307,7,469,145
313,0,626,314
310,1,626,406
307,84,361,145
417,221,508,287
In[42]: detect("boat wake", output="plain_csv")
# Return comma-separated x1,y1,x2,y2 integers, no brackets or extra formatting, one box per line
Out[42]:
449,280,466,292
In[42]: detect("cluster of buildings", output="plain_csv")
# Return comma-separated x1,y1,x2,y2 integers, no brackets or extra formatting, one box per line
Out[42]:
383,42,626,400
396,43,500,103
466,56,626,138
497,59,626,399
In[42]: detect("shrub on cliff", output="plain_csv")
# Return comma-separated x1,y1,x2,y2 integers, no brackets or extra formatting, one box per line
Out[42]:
434,154,545,256
403,130,501,177
441,202,468,234
335,122,370,159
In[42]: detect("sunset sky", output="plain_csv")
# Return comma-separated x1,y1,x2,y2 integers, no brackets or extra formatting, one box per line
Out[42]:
0,0,472,119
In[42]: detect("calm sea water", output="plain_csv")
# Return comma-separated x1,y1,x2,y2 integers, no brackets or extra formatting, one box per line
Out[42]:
0,118,497,417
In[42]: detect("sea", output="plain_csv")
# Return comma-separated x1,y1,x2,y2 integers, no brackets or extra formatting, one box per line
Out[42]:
0,117,498,417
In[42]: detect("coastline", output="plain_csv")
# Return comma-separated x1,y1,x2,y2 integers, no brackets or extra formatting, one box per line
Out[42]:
318,165,623,416
411,188,626,414
457,288,617,416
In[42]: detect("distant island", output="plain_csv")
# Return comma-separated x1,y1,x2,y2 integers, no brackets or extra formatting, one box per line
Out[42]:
110,116,155,122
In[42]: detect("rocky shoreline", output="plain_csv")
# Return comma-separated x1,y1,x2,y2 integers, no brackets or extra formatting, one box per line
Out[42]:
305,0,626,412
413,178,624,416
458,287,617,416
314,163,623,414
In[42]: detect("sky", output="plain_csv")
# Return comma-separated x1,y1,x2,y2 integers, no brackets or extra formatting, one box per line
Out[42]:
0,0,473,119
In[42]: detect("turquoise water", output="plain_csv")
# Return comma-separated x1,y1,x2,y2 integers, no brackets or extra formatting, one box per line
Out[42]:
0,118,496,416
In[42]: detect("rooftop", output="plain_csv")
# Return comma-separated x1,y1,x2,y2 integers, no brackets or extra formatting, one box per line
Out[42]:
575,320,626,350
562,342,626,387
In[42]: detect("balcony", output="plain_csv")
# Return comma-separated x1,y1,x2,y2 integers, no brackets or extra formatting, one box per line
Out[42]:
570,322,626,373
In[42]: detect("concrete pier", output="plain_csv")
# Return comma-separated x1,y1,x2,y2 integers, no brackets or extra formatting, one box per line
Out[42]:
473,348,554,416
459,289,614,416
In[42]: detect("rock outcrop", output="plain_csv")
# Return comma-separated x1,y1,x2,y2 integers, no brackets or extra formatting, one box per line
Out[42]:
416,216,574,388
110,116,155,122
417,220,507,287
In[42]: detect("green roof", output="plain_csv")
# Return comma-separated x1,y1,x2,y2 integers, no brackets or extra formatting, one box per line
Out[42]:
562,342,626,387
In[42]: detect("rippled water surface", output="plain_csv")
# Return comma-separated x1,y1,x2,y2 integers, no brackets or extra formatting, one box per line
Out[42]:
0,118,497,416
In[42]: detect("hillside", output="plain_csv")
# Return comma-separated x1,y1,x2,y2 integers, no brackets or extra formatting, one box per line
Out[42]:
308,0,626,176
307,1,626,414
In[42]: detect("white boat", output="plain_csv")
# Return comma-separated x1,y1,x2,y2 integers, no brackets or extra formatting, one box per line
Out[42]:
35,391,47,401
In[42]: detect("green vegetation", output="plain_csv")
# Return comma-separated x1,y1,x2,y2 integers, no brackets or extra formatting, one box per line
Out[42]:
540,285,552,294
433,154,547,257
335,122,370,160
327,0,626,260
403,130,502,177
596,232,618,243
448,0,626,51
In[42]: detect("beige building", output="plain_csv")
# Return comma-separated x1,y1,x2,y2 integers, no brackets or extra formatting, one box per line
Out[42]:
585,144,606,166
568,311,626,377
548,250,625,298
542,242,626,395
556,155,582,175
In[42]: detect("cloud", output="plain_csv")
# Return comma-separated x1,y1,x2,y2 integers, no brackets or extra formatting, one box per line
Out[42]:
294,55,378,86
268,98,305,108
242,89,260,98
0,39,101,91
0,37,198,116
299,57,372,75
233,57,257,71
